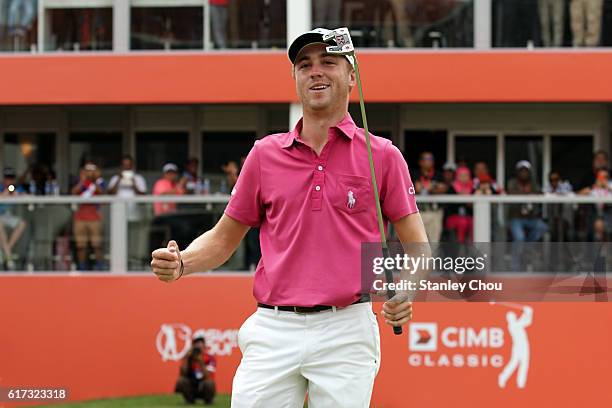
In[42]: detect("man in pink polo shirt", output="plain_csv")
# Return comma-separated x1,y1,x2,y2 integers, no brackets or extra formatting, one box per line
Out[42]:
151,27,427,407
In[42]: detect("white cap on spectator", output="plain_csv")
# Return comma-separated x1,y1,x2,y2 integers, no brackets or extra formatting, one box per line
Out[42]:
443,162,457,171
162,163,178,173
516,160,532,170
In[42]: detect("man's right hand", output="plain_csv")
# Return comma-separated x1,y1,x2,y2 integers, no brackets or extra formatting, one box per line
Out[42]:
151,240,183,283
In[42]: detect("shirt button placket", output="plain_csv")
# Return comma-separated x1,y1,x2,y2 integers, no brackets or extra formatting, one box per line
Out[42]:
312,161,325,211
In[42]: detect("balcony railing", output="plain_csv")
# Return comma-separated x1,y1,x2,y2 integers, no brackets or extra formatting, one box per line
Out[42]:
0,194,609,273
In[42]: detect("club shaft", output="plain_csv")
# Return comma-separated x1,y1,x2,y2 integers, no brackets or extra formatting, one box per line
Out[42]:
354,55,402,336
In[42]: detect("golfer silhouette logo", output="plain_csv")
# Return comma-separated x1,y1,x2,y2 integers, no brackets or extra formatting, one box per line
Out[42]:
498,305,533,389
156,323,192,362
347,190,356,209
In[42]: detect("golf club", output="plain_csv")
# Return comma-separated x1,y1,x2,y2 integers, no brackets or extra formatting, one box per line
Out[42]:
324,27,403,335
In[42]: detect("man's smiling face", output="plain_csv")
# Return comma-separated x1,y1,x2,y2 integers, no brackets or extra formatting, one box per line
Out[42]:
293,43,355,112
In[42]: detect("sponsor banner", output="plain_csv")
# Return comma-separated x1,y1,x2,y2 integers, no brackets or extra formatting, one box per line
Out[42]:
1,276,611,406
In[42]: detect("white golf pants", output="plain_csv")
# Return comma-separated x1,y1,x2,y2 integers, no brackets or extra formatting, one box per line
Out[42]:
231,302,381,407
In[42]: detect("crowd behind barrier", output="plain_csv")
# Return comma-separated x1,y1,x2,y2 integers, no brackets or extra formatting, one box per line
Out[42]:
0,147,610,272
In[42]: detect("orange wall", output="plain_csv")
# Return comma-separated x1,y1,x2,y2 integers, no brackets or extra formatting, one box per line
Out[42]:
1,275,611,407
2,51,612,105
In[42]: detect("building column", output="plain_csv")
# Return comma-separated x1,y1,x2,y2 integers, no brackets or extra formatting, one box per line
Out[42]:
287,0,311,129
113,0,130,52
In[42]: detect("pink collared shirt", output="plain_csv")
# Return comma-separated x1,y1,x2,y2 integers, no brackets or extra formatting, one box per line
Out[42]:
225,113,418,307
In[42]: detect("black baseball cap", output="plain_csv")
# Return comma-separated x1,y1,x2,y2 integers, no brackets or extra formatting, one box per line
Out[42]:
288,28,336,64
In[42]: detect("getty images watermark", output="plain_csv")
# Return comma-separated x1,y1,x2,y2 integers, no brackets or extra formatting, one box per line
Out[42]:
360,242,611,302
370,252,502,293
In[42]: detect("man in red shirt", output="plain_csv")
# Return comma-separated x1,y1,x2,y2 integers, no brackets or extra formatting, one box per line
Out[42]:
175,334,217,405
71,162,105,271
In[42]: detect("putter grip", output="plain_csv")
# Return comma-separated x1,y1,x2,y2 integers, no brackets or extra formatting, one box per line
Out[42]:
381,246,403,336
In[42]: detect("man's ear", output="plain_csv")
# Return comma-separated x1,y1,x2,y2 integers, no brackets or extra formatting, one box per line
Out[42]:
348,68,356,91
291,65,296,79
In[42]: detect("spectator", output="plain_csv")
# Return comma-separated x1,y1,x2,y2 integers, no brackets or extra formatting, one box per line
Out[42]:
473,161,500,193
544,170,573,194
175,334,217,405
108,155,147,266
580,167,612,233
544,170,574,241
221,160,239,193
0,167,27,269
577,150,608,192
210,0,229,48
474,173,497,196
441,161,456,186
153,163,184,216
413,151,446,242
180,158,201,195
570,0,603,47
71,161,105,271
589,217,610,242
539,0,564,47
445,165,473,244
507,160,547,242
107,155,147,220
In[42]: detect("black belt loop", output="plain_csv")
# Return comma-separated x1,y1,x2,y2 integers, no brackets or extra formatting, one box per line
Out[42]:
257,294,371,314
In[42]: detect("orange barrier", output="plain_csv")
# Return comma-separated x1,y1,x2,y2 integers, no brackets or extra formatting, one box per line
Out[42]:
0,275,610,407
2,52,612,105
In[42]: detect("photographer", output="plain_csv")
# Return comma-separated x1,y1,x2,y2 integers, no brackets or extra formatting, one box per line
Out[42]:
71,161,105,271
175,334,216,405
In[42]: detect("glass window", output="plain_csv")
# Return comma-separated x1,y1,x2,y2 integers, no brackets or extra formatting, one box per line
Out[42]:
455,135,497,178
232,0,286,48
131,7,203,50
313,0,474,48
0,0,38,52
504,135,543,188
202,131,255,174
4,132,56,193
45,7,113,51
69,132,122,186
493,0,612,47
404,130,447,173
551,135,593,189
135,132,189,188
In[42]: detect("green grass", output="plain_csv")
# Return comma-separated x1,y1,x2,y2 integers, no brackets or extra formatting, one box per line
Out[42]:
37,393,231,407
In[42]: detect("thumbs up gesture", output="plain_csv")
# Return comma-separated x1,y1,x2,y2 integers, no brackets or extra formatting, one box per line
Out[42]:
151,240,183,283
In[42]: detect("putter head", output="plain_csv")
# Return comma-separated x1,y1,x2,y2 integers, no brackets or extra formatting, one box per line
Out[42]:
322,27,356,66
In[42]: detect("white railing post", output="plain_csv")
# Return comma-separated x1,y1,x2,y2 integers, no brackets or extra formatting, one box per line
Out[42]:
473,199,491,242
110,199,128,273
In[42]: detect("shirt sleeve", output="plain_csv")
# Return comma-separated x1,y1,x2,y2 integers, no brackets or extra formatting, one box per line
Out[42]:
380,142,419,222
135,175,147,193
108,175,119,190
224,143,263,227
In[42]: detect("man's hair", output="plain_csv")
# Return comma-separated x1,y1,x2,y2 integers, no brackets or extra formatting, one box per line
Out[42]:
122,154,133,162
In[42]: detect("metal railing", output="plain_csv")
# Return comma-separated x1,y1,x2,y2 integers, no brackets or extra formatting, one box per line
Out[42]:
0,194,609,272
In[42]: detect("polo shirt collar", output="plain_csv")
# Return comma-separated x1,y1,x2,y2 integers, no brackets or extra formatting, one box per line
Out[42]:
282,112,357,149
